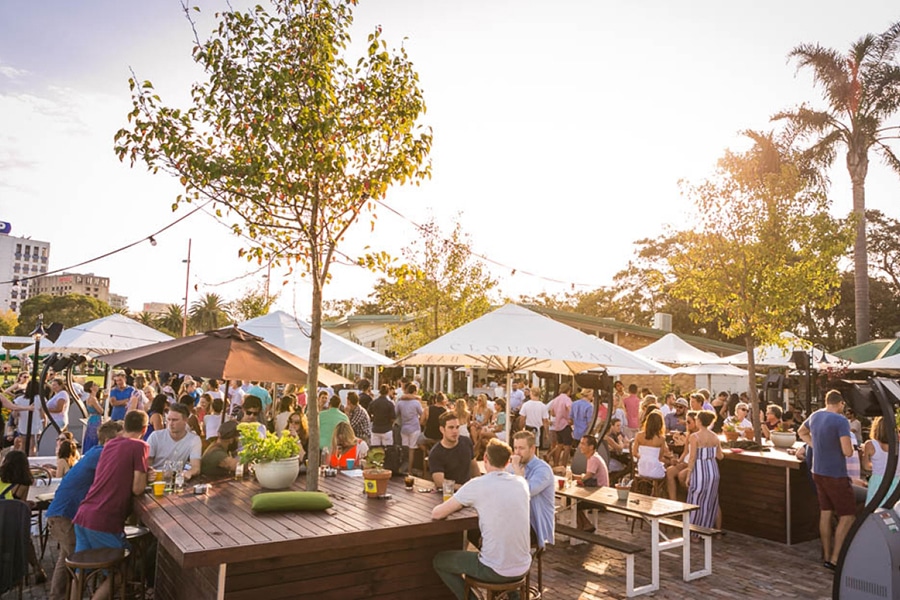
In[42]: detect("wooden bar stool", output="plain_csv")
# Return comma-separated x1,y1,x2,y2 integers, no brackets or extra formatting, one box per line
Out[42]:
65,547,130,600
529,546,544,600
464,572,530,600
125,525,152,598
632,475,666,498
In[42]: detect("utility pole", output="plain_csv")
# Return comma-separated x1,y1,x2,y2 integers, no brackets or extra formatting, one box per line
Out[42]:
182,238,192,337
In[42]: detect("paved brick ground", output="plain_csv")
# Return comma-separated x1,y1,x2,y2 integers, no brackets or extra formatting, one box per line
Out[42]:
14,515,833,599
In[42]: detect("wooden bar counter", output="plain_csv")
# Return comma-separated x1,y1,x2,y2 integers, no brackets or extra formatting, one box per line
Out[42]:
718,443,819,545
134,473,476,600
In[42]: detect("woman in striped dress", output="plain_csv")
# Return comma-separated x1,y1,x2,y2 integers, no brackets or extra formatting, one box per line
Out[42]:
685,410,723,530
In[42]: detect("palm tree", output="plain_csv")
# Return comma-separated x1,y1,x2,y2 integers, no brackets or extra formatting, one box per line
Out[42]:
774,21,900,344
136,311,156,326
189,293,231,332
157,304,187,336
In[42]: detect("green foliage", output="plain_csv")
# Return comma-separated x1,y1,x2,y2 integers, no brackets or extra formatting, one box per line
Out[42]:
189,293,232,332
867,209,900,298
229,285,277,323
668,131,853,440
365,446,385,470
0,309,17,336
369,218,497,356
113,0,431,490
774,21,900,343
15,294,113,335
238,422,301,464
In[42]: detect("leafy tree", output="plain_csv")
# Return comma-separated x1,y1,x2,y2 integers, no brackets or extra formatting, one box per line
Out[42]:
189,293,232,332
668,132,853,441
0,309,17,336
774,21,900,343
372,218,496,356
114,0,431,489
15,294,114,335
156,304,188,337
867,209,900,297
321,297,383,321
230,286,277,323
800,271,900,349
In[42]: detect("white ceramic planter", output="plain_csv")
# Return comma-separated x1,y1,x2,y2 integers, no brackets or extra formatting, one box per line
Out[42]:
255,457,300,489
770,431,797,449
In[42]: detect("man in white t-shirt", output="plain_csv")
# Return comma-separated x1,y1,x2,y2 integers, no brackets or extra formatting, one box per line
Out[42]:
227,380,246,417
659,393,676,419
147,404,202,479
518,387,550,448
46,378,70,430
432,438,531,598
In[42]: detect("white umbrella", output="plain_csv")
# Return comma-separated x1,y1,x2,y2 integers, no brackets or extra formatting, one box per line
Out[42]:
850,354,900,373
635,333,718,365
397,304,670,440
674,363,750,393
240,310,392,366
16,313,172,357
713,332,842,367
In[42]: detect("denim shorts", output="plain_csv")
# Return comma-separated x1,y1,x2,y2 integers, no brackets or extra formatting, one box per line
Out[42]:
74,524,129,553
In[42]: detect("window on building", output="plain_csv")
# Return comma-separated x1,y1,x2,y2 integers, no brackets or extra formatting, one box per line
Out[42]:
10,302,16,311
13,264,19,273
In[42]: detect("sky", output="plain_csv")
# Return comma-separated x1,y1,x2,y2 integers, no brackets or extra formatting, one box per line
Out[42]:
1,0,899,321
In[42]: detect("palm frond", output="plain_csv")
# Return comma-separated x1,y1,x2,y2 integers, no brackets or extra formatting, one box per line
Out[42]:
789,44,851,112
874,140,900,176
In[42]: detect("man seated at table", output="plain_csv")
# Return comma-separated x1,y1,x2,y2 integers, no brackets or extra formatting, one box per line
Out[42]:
45,420,123,600
725,402,754,439
510,430,555,549
572,435,609,532
240,395,269,439
664,398,688,433
201,420,240,477
319,394,350,450
429,412,477,490
147,403,201,480
432,438,531,600
72,410,150,600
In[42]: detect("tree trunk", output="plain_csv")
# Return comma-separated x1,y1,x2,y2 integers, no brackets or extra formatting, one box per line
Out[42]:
847,151,870,344
305,272,323,491
745,336,762,444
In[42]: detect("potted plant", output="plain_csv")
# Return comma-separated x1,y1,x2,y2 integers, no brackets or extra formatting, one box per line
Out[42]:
238,423,301,490
362,447,391,498
770,422,797,449
722,420,740,442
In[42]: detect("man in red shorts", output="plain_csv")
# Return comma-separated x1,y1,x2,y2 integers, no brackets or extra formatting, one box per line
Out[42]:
798,390,854,571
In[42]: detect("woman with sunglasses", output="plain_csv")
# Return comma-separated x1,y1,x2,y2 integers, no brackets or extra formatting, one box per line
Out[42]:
725,402,754,439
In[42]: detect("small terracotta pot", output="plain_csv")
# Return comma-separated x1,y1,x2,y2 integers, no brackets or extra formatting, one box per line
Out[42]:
363,469,391,497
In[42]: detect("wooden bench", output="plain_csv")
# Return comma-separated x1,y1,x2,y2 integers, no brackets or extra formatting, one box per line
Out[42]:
556,524,646,596
658,517,723,539
555,524,645,556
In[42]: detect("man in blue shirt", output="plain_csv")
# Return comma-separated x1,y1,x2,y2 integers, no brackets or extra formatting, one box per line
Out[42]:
108,371,136,421
798,390,854,571
570,389,595,446
45,420,124,600
510,430,555,549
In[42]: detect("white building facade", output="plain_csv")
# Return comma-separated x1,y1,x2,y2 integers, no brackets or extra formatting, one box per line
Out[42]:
0,233,51,314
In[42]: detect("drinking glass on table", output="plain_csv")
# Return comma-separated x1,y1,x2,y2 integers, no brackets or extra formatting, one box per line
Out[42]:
442,479,455,502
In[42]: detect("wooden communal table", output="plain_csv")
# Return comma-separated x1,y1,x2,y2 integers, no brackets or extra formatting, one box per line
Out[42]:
718,443,819,544
134,473,477,600
556,485,704,597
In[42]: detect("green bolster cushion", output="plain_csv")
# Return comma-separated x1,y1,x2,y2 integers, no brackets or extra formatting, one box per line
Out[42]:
251,491,333,512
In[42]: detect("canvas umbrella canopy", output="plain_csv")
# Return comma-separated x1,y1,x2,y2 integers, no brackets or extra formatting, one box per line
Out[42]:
99,325,350,387
849,354,900,373
635,333,718,365
712,332,843,367
239,310,392,366
674,363,750,392
15,313,173,357
397,304,670,440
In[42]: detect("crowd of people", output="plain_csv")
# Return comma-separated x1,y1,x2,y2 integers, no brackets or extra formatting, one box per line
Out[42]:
3,367,900,598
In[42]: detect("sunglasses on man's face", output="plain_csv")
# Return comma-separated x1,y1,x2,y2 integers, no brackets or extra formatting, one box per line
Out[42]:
246,410,260,416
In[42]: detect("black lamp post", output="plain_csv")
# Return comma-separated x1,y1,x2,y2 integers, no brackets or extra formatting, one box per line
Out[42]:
24,315,45,456
24,314,63,456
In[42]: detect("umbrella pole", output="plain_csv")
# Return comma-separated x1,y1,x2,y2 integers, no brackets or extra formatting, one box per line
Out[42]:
504,373,512,444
